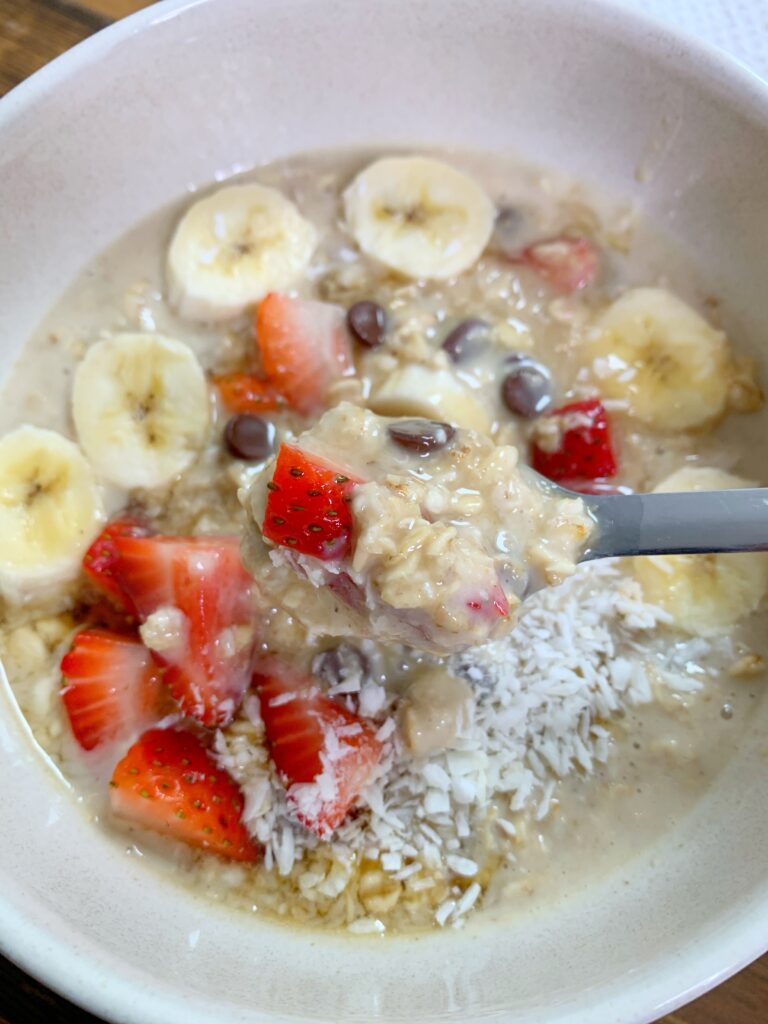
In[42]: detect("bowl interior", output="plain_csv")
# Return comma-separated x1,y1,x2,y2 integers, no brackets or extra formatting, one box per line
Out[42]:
0,1,767,1021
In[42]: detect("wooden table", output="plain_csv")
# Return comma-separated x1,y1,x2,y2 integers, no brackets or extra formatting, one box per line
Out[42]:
0,1,765,1021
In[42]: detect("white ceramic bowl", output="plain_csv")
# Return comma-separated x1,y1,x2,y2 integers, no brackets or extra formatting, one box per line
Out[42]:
1,1,767,1021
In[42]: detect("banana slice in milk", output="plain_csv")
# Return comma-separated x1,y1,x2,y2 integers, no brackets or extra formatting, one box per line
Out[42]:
589,287,731,431
634,466,768,635
72,333,210,490
167,183,318,321
0,425,104,602
343,156,495,280
370,364,491,433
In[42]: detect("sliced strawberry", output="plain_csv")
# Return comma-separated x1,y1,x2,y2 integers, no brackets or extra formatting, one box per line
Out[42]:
82,598,140,634
519,236,598,292
213,372,284,415
254,659,382,839
82,517,152,616
61,629,169,752
112,535,256,727
256,293,354,415
531,398,617,481
263,445,360,561
110,727,259,862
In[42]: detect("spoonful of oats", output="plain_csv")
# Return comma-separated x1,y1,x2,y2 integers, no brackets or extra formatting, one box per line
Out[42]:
240,403,768,656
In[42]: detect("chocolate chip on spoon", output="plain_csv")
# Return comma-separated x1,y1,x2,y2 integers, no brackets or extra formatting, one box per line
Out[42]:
442,318,487,362
347,301,386,348
224,414,275,460
388,419,456,454
501,362,553,418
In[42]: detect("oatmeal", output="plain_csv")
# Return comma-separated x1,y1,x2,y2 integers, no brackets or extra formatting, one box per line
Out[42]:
242,403,593,654
0,147,765,935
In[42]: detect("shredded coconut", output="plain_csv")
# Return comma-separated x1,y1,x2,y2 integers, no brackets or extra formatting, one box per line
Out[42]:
214,561,733,928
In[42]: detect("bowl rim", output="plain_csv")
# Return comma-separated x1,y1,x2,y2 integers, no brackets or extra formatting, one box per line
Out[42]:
1,0,767,1021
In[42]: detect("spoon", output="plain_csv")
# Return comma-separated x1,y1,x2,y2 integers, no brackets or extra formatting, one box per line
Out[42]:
572,486,768,561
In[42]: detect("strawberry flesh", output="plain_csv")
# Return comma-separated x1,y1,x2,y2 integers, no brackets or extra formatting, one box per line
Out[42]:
213,372,283,415
519,236,598,292
263,445,360,561
61,629,169,752
254,659,382,839
465,582,510,620
109,727,259,862
531,398,617,481
82,517,152,617
256,292,354,415
112,535,256,727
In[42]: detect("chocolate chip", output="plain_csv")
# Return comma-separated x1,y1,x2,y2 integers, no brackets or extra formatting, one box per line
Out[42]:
388,419,456,454
492,206,525,250
450,655,494,690
347,301,386,348
223,415,275,460
441,318,487,362
314,644,369,689
501,362,553,418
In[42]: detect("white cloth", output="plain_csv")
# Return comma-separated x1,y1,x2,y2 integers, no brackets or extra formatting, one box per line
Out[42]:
613,0,768,80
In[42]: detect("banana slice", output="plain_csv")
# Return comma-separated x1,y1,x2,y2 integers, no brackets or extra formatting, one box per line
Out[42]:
634,466,768,634
167,184,317,321
0,426,104,602
343,156,495,280
589,288,731,431
369,364,491,432
72,333,210,490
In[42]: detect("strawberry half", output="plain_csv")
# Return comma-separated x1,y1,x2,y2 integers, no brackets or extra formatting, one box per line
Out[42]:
61,629,169,752
109,727,259,862
82,517,152,617
531,398,617,481
519,236,598,292
254,659,382,839
112,535,256,727
213,372,283,415
256,293,354,415
262,445,360,561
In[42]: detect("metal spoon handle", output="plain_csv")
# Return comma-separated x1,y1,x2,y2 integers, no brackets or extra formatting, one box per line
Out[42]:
581,488,768,561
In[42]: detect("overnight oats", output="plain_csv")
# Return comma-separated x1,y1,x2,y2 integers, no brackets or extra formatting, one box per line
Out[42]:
0,149,766,934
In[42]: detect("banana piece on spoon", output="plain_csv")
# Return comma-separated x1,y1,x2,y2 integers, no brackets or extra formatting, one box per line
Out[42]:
168,183,318,321
343,156,495,280
72,333,210,490
0,425,104,602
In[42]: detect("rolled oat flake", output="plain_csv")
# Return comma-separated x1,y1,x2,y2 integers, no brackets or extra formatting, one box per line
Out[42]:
388,418,456,454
